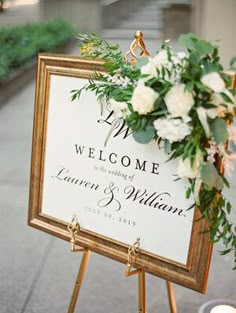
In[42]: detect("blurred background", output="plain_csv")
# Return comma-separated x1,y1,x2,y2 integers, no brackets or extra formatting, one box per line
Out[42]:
0,1,235,313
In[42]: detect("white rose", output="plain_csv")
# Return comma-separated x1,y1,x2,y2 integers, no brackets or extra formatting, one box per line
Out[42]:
131,81,159,115
108,98,129,118
201,72,225,93
164,84,194,117
141,61,157,77
153,116,192,143
176,158,198,179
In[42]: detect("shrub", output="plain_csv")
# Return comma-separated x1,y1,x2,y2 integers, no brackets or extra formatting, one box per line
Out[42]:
0,18,76,81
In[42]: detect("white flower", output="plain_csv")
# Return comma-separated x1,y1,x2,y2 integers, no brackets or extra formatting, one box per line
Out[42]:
131,81,159,115
164,84,194,117
152,50,169,67
228,125,236,144
171,52,186,66
218,144,236,177
205,89,235,118
205,140,236,176
104,73,130,88
141,50,186,84
196,107,211,138
212,89,234,105
153,116,192,143
177,149,202,179
108,98,129,118
206,139,218,163
201,72,225,93
141,61,157,77
176,158,198,179
223,152,236,177
176,51,186,60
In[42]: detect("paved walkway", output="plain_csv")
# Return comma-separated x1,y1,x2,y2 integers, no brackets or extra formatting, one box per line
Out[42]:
0,1,235,313
0,0,41,26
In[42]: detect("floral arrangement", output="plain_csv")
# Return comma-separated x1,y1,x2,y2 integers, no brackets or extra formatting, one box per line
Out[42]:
71,33,236,268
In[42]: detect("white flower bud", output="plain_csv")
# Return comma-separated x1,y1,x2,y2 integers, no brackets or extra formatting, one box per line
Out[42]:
176,158,197,179
201,72,225,93
109,98,129,118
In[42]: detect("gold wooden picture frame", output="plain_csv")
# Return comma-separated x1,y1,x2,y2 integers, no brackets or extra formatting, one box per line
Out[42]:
28,53,213,293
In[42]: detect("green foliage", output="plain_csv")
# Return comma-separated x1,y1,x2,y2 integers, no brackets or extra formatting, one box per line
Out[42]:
200,162,224,190
198,188,236,267
135,57,148,69
71,32,236,267
178,33,215,56
0,18,76,81
132,125,155,144
78,33,122,61
210,118,228,144
230,56,236,70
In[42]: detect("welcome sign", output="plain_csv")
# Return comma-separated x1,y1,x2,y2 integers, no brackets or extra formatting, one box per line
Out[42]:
28,54,213,292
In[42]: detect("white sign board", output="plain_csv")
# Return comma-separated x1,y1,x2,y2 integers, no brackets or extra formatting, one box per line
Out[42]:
28,54,213,292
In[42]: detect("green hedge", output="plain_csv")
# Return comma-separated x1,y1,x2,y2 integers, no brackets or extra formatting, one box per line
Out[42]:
0,18,76,81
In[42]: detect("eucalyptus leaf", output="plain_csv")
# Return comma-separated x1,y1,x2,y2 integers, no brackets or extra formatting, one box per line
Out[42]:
194,40,214,56
230,56,236,70
132,125,155,144
202,62,218,75
200,162,224,190
164,139,171,154
189,52,199,65
178,33,196,50
135,57,148,69
210,118,228,144
229,141,236,152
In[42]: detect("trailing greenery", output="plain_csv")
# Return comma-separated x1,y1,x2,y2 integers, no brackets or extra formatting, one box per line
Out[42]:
0,18,76,81
72,33,236,268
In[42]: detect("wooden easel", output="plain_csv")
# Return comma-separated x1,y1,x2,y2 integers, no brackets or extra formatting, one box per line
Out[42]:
67,215,177,313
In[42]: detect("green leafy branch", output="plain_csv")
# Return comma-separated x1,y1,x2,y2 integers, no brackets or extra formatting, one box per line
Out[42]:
70,33,236,268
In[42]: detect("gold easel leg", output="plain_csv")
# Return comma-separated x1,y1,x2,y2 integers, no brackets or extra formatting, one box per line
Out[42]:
67,249,91,313
138,270,146,313
166,281,177,313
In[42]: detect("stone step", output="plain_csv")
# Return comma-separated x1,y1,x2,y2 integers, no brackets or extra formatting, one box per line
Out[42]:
118,19,163,30
102,0,168,40
141,0,171,9
124,11,163,21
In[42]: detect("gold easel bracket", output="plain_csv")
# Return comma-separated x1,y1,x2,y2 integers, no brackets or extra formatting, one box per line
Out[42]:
224,70,236,89
67,215,91,313
125,237,142,277
125,238,147,313
68,214,85,252
124,31,150,64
